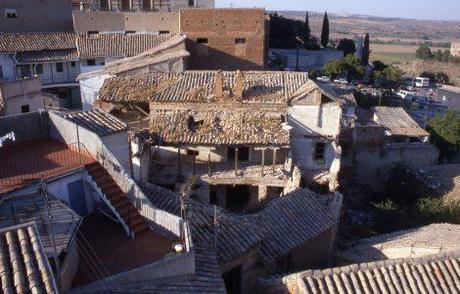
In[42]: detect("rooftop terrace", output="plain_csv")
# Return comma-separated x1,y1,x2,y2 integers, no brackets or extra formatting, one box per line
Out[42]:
0,139,94,194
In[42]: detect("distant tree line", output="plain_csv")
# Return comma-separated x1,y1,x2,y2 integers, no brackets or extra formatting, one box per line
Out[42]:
416,44,460,63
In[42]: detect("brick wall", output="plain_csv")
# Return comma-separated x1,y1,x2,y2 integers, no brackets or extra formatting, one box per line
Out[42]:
180,8,267,70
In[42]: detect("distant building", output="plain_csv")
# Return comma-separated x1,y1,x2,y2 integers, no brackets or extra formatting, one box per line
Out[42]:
355,34,365,59
74,0,214,12
0,0,74,32
451,42,460,57
0,77,62,116
269,49,343,71
73,8,268,70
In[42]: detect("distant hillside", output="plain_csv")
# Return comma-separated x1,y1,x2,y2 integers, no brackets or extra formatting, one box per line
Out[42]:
274,11,460,46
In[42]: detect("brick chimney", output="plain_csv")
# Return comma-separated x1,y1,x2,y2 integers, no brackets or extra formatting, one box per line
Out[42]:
234,70,244,99
214,70,223,99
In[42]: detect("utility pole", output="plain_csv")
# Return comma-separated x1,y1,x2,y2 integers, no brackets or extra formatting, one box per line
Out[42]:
41,179,61,289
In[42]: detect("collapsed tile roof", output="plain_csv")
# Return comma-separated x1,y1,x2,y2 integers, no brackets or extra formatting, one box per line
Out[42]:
0,223,58,294
76,33,176,58
338,223,460,263
98,71,311,104
54,108,127,137
149,109,290,145
0,192,82,256
315,82,357,105
372,106,429,137
261,250,460,294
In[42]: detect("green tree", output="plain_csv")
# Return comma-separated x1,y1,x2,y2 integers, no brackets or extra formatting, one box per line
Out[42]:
336,38,356,56
324,59,345,78
372,62,403,89
372,60,387,72
361,33,370,65
304,11,311,42
321,12,330,48
427,109,460,162
416,44,433,60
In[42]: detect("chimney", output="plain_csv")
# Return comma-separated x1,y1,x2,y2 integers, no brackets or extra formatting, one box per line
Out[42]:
214,70,223,99
234,70,244,99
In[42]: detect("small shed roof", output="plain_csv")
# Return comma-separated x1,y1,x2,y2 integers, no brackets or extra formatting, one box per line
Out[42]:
372,106,429,136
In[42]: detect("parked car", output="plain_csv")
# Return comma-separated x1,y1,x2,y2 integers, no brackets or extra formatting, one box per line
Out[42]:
316,76,330,82
334,78,348,85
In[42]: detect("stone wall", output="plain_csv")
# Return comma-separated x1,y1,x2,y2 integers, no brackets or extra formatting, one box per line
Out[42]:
180,8,267,70
73,11,180,33
0,0,73,32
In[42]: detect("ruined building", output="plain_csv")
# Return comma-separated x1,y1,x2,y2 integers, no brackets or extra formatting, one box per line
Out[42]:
96,71,355,208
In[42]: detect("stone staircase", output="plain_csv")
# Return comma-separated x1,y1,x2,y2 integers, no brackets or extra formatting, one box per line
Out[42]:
85,162,149,237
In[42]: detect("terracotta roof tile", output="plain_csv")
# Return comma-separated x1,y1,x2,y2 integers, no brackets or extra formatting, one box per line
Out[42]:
372,106,429,137
77,33,176,58
0,32,76,53
15,49,78,63
0,223,58,294
98,71,311,104
149,108,290,145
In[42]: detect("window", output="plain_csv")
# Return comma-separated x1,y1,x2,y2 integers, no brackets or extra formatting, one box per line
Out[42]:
86,59,96,66
227,146,249,162
100,0,110,10
18,65,31,78
88,31,99,35
34,64,43,75
21,105,30,113
55,63,64,73
70,61,76,67
5,9,17,19
121,0,131,11
0,65,3,80
125,31,136,34
143,0,152,10
188,0,194,6
159,30,170,35
314,142,326,162
197,38,208,44
235,38,246,44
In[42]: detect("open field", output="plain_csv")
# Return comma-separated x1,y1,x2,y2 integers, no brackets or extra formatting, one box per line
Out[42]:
370,44,444,64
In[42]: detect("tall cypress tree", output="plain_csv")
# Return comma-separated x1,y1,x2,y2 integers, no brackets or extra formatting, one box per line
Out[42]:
305,11,311,40
321,12,330,48
361,33,370,65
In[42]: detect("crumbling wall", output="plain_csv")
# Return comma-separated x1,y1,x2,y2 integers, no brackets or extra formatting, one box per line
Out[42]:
354,144,439,189
80,73,112,110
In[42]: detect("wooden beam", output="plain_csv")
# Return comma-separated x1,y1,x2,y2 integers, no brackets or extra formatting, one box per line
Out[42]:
234,147,239,176
261,148,266,177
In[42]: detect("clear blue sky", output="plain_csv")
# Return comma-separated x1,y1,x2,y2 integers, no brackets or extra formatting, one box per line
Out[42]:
215,0,460,21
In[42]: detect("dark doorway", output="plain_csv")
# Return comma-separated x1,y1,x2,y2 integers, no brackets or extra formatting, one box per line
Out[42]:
225,185,250,211
209,187,217,205
223,265,242,294
68,180,88,216
143,0,152,10
227,146,249,162
121,0,130,10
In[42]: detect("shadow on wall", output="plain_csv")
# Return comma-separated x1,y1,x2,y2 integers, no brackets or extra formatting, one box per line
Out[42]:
185,40,265,71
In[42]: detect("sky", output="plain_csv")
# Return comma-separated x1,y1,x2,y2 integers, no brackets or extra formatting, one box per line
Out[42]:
215,0,460,21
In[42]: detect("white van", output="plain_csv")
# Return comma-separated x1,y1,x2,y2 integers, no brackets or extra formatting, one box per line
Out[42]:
415,77,430,88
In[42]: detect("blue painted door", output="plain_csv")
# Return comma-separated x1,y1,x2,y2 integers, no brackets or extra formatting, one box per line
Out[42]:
68,180,88,216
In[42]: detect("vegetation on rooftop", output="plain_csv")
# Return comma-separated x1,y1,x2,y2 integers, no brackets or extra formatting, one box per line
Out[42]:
427,109,460,163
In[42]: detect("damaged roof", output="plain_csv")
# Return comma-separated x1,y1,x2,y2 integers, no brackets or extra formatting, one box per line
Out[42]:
0,223,58,294
372,106,429,137
76,33,177,58
262,250,460,294
149,108,290,145
98,71,311,104
54,109,127,137
314,82,357,105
